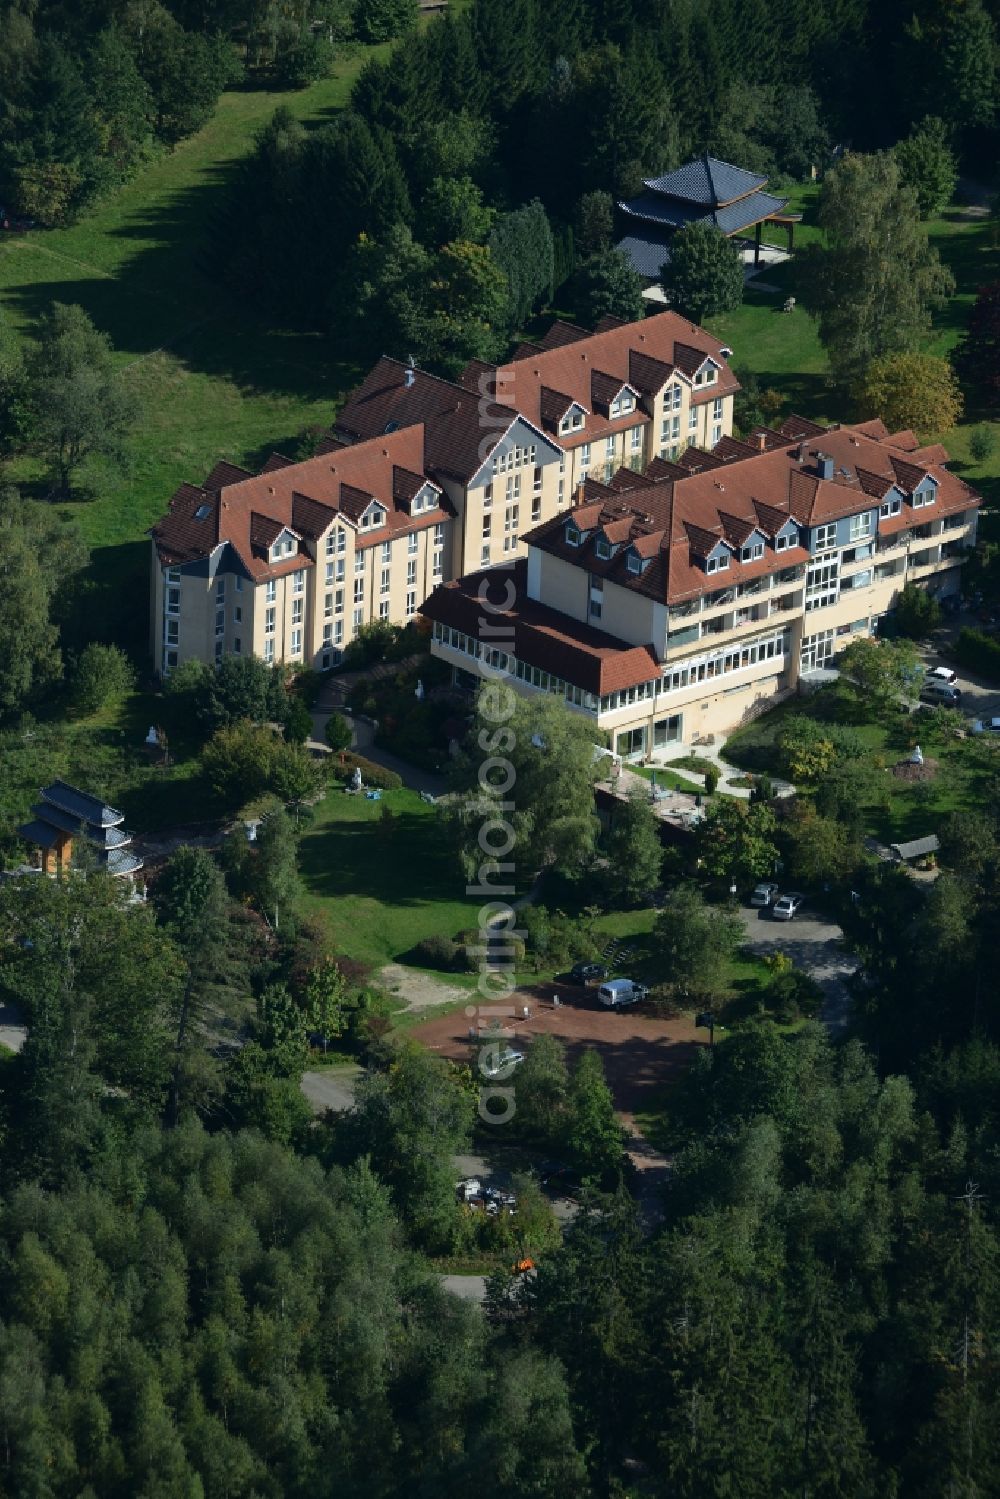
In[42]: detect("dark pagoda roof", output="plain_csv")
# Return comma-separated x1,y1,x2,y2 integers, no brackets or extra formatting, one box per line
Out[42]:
41,780,124,829
642,156,768,207
619,186,789,237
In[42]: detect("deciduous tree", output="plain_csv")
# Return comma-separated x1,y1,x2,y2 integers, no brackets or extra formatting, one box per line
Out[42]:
573,247,645,328
798,152,954,388
893,116,956,218
605,788,663,904
653,884,743,1001
854,351,962,438
661,221,744,324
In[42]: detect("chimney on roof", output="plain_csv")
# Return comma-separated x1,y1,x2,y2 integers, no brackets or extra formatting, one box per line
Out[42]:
574,482,586,507
757,432,767,452
405,359,416,388
817,452,835,481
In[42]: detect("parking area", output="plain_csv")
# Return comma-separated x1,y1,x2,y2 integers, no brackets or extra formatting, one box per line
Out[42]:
740,904,855,1032
920,645,1000,724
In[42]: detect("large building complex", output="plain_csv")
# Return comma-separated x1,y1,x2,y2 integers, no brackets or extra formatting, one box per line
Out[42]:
149,311,738,674
422,417,980,754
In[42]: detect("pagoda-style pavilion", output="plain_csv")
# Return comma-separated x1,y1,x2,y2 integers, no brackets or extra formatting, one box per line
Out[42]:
18,780,143,879
617,154,801,281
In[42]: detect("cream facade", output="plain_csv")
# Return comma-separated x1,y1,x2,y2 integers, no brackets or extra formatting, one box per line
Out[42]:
424,422,979,758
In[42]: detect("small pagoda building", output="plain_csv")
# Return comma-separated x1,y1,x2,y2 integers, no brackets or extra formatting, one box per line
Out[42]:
617,154,801,282
18,780,143,880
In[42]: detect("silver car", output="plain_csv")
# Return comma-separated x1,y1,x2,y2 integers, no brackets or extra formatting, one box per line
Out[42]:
750,881,779,908
772,892,804,921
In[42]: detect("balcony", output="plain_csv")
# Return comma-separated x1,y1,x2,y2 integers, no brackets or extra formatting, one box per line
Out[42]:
769,591,802,615
737,578,769,599
665,623,700,650
877,534,908,554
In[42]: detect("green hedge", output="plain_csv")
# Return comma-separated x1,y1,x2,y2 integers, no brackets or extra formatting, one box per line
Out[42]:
330,751,403,791
954,628,1000,682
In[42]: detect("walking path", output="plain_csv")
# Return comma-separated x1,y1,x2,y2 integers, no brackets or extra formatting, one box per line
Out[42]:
646,732,796,800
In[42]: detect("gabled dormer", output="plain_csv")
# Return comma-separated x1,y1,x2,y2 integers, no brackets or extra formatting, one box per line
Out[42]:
558,402,588,437
773,517,800,552
358,500,387,530
591,369,640,420
410,481,440,516
692,357,721,390
738,528,766,564
878,486,904,519
704,537,732,574
911,474,938,510
264,525,299,562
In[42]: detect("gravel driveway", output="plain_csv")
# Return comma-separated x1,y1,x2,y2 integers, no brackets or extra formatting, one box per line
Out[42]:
740,906,856,1033
300,1065,361,1114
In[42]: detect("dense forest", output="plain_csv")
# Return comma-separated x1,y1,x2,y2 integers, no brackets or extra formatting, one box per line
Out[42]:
0,719,999,1495
208,0,1000,368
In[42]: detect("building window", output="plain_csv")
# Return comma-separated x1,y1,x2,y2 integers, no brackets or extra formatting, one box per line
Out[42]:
264,638,275,663
741,541,764,563
631,426,643,453
378,600,389,620
806,558,840,611
559,409,585,435
706,553,730,574
270,535,295,562
380,567,390,594
532,495,542,522
166,586,180,615
483,515,492,539
290,628,302,656
354,578,364,603
711,423,723,446
483,484,493,509
596,537,611,560
713,396,723,421
353,606,363,628
335,588,344,614
216,576,225,601
381,540,391,562
814,523,838,551
355,552,365,574
323,622,333,645
165,619,179,646
580,443,591,470
880,495,901,518
665,383,682,412
215,640,223,662
627,551,641,575
432,553,443,577
334,620,344,645
266,580,276,603
324,592,333,619
165,566,181,584
533,465,542,493
849,512,874,542
406,589,416,617
234,606,242,624
292,598,303,624
565,523,581,547
689,407,698,434
589,576,603,620
265,607,275,634
504,504,519,533
481,544,491,566
406,559,417,585
661,414,681,454
325,561,335,584
234,637,241,654
694,365,718,387
293,570,304,594
166,649,178,669
408,532,418,554
433,523,444,547
611,391,635,417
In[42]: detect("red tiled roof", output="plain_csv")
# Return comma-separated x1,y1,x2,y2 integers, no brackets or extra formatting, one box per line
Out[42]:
422,562,662,696
152,426,450,580
204,460,252,489
523,420,979,606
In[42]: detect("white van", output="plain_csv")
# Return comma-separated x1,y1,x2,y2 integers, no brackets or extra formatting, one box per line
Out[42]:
597,979,648,1008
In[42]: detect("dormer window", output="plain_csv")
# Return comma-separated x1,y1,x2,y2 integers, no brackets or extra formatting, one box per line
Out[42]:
880,495,901,518
694,364,719,388
559,409,585,435
741,542,764,563
360,505,386,530
412,487,437,515
270,533,296,562
565,522,582,547
194,503,212,521
610,391,635,418
912,485,936,509
775,533,790,552
706,553,730,574
627,551,642,575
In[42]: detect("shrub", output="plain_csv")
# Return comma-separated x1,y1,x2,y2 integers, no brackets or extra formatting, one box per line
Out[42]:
704,764,720,796
329,751,402,790
969,426,995,464
955,627,1000,683
325,712,352,753
894,582,942,640
409,934,459,969
284,696,313,744
71,642,135,714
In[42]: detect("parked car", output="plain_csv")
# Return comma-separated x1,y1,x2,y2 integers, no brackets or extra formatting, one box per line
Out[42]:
927,665,958,685
750,881,780,908
455,1177,482,1203
597,978,648,1008
919,681,962,706
569,960,609,984
772,892,804,921
480,1047,525,1079
972,717,1000,735
483,1186,516,1213
539,1162,585,1197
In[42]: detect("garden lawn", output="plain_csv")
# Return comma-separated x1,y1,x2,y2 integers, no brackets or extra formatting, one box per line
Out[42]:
0,49,393,647
297,786,485,974
723,683,995,843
